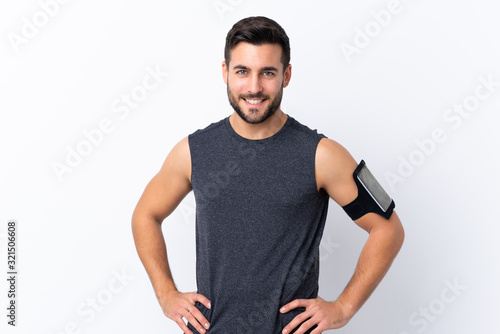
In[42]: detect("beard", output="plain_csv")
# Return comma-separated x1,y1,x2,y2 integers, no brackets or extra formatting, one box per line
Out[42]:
227,84,283,124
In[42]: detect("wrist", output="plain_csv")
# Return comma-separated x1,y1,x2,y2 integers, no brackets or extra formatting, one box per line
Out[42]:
156,284,179,305
334,297,357,321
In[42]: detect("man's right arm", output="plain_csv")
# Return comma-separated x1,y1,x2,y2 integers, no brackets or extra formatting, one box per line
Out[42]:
131,137,211,334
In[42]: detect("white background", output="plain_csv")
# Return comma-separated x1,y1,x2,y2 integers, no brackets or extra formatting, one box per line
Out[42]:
1,0,499,333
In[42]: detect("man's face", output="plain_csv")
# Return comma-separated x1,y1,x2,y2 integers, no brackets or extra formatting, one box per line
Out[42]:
223,42,291,124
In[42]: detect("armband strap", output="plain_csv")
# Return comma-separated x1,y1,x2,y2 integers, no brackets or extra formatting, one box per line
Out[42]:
342,160,395,220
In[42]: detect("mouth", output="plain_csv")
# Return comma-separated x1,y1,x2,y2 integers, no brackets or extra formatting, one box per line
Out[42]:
242,97,267,107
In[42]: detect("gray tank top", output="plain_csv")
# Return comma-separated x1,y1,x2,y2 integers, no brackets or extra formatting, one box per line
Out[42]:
187,116,329,333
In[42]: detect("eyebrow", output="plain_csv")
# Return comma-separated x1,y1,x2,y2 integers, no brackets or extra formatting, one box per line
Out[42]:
233,65,279,72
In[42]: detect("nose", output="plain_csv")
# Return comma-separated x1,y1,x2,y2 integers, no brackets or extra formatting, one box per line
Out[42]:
246,73,263,94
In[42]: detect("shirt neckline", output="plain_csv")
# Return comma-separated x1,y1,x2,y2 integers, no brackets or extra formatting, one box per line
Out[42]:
224,114,293,143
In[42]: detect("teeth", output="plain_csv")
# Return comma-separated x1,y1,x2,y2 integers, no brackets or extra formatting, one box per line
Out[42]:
246,99,264,105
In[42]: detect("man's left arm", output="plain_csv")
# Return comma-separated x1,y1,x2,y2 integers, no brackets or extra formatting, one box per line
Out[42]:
280,138,405,334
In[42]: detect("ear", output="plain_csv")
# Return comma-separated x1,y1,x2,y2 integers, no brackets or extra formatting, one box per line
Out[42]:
283,64,292,88
222,61,228,85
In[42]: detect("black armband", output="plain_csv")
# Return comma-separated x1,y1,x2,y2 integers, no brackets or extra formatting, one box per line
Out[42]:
342,160,395,220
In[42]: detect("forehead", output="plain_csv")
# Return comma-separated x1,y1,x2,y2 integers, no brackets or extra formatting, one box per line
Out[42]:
229,42,283,69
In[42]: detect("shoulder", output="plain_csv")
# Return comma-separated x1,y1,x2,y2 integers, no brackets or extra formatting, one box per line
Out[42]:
188,118,227,142
171,136,190,159
316,138,355,166
158,136,191,182
315,138,359,205
287,116,325,142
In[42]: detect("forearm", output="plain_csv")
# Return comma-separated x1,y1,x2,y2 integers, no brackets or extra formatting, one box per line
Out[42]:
132,214,177,303
337,214,404,318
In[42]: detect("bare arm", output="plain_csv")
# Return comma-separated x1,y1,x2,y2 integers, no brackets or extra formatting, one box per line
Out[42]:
334,211,404,319
280,138,404,333
132,137,210,334
317,138,405,318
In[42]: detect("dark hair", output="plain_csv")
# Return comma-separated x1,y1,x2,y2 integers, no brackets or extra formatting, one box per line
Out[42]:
224,16,291,70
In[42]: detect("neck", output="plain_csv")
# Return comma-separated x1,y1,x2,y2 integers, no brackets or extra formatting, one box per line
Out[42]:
229,109,288,140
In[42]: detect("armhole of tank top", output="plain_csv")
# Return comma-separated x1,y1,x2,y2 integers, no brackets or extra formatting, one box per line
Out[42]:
314,136,328,196
187,135,194,185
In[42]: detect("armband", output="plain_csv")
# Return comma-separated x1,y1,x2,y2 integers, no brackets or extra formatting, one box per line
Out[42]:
342,160,395,220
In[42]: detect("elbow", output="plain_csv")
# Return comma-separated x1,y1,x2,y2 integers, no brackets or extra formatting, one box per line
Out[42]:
373,211,405,253
390,213,405,252
131,207,142,231
131,210,143,238
131,207,162,236
395,223,405,251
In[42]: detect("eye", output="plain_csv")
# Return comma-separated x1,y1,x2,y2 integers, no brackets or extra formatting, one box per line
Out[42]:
263,71,275,76
236,70,247,75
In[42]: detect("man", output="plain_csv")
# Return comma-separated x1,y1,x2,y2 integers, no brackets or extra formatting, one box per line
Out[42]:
132,16,404,334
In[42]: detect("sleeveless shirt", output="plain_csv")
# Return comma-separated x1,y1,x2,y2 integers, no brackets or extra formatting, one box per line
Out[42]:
187,115,329,333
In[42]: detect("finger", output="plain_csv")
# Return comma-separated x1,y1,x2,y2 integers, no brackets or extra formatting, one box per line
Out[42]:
292,318,317,334
282,312,312,334
195,293,212,310
184,311,207,334
280,299,309,313
186,304,210,331
175,317,192,334
310,325,324,334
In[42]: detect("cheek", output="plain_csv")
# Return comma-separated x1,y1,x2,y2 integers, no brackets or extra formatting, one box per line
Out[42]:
264,81,282,96
229,81,247,97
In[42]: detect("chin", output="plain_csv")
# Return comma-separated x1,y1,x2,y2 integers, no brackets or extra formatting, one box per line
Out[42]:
239,108,275,125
